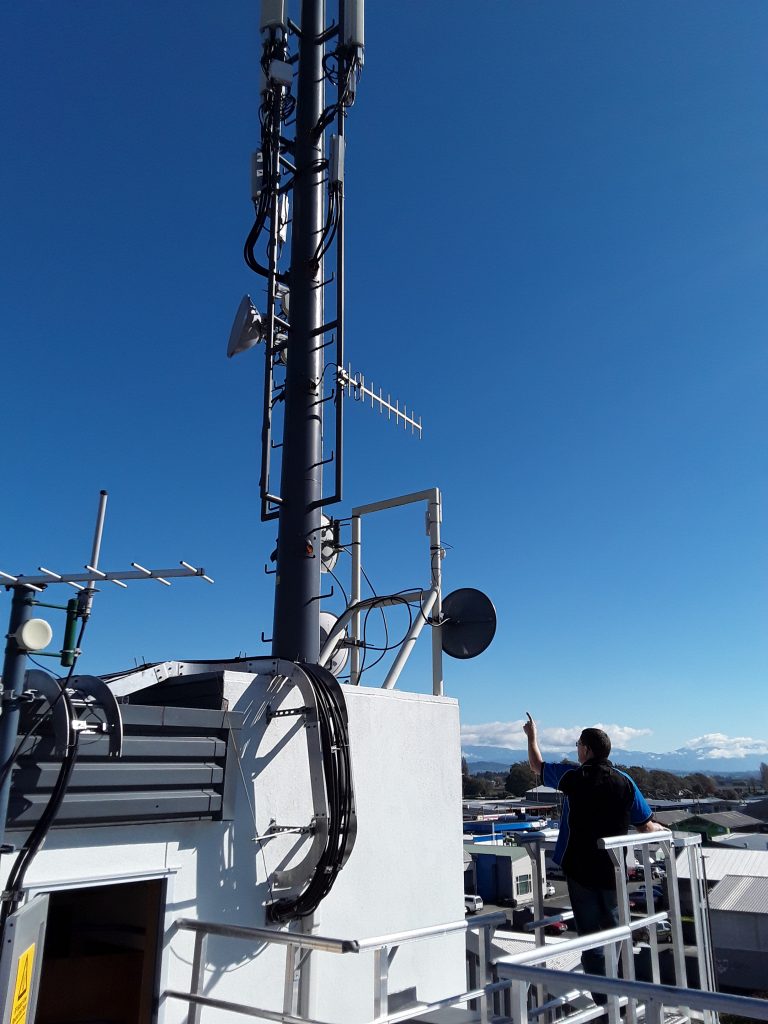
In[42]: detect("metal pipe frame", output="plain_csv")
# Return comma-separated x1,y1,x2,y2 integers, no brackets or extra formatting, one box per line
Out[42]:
380,588,437,690
316,590,433,671
347,488,443,692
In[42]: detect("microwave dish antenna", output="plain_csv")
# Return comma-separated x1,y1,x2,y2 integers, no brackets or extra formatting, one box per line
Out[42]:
440,588,496,660
227,294,265,358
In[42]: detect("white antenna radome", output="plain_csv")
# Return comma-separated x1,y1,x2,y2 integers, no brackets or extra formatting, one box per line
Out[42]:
227,295,265,358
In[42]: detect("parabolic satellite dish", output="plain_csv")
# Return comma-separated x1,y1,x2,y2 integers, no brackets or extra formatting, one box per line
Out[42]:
440,588,496,660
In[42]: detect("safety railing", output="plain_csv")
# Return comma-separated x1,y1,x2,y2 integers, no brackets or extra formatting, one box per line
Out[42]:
496,936,768,1024
164,911,507,1024
488,828,747,1024
164,828,768,1024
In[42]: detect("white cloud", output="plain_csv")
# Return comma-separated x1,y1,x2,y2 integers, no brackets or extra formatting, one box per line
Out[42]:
590,723,653,750
460,721,652,752
460,721,529,749
681,733,768,759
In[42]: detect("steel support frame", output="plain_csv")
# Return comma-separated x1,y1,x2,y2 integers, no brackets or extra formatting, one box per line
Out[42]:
347,488,443,693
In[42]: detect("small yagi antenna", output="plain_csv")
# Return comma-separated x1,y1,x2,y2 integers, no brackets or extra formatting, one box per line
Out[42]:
339,365,422,437
0,563,214,592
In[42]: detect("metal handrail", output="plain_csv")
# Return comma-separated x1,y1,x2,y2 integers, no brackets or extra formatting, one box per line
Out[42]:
175,911,506,953
167,912,509,1024
356,911,505,950
175,918,359,954
498,963,768,1022
166,904,768,1024
505,915,668,965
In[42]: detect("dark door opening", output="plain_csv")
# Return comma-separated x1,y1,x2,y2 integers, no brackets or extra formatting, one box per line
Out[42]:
34,878,163,1024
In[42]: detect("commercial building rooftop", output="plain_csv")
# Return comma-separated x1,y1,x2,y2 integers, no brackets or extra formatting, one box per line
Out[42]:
675,846,768,881
708,874,768,914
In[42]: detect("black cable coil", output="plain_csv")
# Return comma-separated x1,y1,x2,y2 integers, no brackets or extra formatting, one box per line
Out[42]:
267,662,356,922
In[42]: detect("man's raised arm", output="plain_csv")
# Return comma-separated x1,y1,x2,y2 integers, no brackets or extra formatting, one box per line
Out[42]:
523,712,543,775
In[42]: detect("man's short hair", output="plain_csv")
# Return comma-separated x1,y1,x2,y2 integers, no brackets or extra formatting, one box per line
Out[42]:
580,727,611,760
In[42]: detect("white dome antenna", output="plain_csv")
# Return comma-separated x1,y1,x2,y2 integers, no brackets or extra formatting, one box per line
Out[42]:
227,295,265,358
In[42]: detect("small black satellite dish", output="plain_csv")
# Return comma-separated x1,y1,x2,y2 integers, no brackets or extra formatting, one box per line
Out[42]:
441,588,496,660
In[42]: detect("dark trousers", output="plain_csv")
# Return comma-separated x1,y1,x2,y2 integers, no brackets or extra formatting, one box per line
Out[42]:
567,876,620,1003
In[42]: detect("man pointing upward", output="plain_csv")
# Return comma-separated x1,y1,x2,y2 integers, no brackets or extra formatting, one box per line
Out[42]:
524,712,663,1000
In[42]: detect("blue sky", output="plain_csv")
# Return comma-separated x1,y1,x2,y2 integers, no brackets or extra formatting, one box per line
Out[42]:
2,2,766,759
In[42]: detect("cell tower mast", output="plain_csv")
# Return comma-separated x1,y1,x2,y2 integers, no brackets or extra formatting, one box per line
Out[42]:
240,0,368,663
240,2,420,664
270,0,325,663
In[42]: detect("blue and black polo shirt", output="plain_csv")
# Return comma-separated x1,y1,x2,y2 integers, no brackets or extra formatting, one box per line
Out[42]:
543,758,653,889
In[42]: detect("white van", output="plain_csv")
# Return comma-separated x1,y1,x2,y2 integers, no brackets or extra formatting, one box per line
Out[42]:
464,894,484,914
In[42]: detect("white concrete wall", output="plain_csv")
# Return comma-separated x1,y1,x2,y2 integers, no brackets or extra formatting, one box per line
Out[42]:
3,670,467,1024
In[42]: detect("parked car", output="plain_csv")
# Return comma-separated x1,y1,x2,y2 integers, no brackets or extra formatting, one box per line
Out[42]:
629,886,665,911
628,866,665,881
637,921,672,944
464,894,484,914
544,921,568,935
635,885,664,899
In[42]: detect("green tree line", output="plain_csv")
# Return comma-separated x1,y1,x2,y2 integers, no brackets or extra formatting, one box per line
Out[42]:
462,758,764,801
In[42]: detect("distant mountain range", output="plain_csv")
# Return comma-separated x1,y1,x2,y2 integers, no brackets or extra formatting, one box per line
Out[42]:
462,744,763,776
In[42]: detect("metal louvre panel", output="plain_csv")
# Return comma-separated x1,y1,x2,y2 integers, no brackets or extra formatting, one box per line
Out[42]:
12,761,224,790
23,734,227,760
7,694,240,830
9,788,223,826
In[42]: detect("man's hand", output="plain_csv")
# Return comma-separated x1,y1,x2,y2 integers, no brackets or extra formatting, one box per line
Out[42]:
636,820,665,833
523,712,543,774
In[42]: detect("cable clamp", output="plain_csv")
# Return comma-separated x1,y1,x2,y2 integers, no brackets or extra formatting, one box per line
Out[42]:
265,704,311,723
1,691,36,707
253,819,316,843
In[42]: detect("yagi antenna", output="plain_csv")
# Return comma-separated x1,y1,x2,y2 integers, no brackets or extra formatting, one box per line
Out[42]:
338,365,422,437
0,491,214,593
0,563,215,591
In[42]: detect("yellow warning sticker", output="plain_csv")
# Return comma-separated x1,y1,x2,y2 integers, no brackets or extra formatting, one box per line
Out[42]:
9,943,35,1024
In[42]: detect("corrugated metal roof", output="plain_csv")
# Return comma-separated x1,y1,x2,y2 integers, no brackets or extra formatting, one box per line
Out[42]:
655,810,690,826
708,875,768,913
712,833,768,851
675,847,768,880
689,811,765,829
